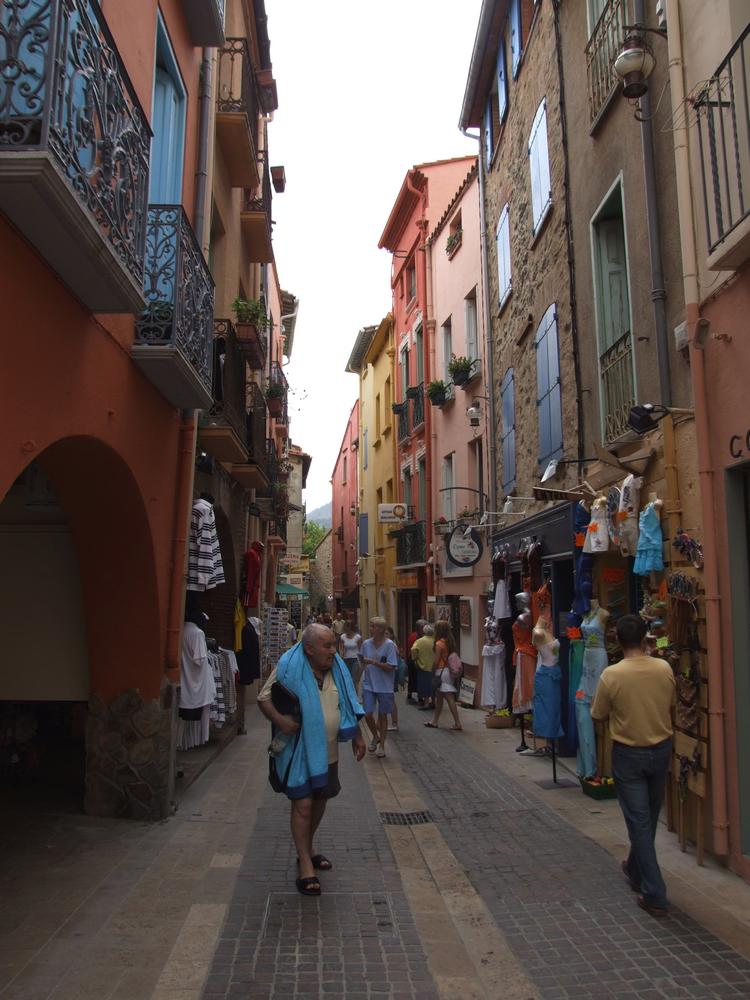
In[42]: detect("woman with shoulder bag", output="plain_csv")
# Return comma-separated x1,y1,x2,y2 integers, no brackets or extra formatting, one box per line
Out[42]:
424,620,463,731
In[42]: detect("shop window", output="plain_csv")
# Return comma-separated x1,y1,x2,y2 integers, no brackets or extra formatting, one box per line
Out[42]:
496,203,512,307
535,305,563,466
528,98,552,236
149,15,186,203
500,367,516,491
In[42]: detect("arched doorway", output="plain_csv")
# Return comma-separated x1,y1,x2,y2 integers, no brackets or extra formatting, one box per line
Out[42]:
0,437,168,818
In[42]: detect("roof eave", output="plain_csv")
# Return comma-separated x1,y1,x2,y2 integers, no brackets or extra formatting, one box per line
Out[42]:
459,0,510,130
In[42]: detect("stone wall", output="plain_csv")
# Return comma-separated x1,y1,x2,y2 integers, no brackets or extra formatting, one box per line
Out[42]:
483,2,578,507
85,680,176,820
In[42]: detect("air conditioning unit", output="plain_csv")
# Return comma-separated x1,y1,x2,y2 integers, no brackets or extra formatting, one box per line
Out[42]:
378,503,408,523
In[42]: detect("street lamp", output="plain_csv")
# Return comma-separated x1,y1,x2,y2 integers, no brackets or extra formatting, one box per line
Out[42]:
626,403,694,435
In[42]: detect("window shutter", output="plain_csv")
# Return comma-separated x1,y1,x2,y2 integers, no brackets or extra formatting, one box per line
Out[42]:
510,0,522,77
497,40,508,122
465,297,478,360
535,306,563,464
595,219,630,352
496,204,511,305
484,100,493,169
500,368,516,491
528,99,551,233
359,514,369,557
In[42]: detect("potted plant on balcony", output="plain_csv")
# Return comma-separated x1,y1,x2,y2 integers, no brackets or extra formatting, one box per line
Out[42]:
405,385,422,400
427,380,448,407
433,515,451,535
266,381,285,417
231,297,268,365
448,355,473,387
391,400,406,414
231,297,268,330
446,228,463,257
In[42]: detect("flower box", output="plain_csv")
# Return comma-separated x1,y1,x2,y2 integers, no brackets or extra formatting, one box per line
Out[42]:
579,776,617,800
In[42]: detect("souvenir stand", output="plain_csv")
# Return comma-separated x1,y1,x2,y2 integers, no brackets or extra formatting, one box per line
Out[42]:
262,605,290,680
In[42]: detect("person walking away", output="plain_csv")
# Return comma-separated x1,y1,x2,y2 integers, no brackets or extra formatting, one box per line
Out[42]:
411,623,436,711
385,626,406,732
258,624,366,896
338,620,362,688
406,618,426,704
360,617,398,757
424,620,463,731
591,614,676,917
332,612,346,639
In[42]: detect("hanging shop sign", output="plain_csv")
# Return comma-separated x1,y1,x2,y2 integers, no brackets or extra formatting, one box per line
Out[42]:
446,525,483,567
378,503,408,522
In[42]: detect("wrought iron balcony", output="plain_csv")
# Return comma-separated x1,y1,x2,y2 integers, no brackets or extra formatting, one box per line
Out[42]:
600,332,635,444
198,320,248,464
263,437,278,491
241,156,273,262
268,518,287,544
411,383,425,430
0,0,150,312
695,24,750,268
394,521,426,567
585,0,629,127
216,37,260,189
182,0,225,47
268,361,288,424
396,402,410,442
229,382,268,490
133,205,215,409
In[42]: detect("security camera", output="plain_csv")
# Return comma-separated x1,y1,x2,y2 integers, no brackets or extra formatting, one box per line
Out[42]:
467,405,481,427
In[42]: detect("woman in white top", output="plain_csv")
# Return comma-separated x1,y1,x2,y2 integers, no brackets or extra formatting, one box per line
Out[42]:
338,621,362,687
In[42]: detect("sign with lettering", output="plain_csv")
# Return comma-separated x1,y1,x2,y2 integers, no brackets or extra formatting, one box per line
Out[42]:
447,525,483,567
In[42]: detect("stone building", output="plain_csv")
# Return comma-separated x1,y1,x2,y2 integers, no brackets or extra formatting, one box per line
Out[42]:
309,529,334,616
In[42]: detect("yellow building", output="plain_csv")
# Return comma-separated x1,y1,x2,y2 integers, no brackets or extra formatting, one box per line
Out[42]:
346,316,399,631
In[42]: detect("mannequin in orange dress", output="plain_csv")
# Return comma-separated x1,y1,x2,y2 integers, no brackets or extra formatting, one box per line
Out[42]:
512,592,537,750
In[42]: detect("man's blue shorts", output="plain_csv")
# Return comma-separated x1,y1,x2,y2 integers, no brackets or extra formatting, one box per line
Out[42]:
362,688,395,715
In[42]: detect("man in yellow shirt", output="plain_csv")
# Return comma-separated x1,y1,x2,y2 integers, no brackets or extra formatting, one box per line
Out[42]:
591,614,676,918
411,623,436,710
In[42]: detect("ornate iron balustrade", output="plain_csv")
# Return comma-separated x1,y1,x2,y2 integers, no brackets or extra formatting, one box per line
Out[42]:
270,518,287,543
245,151,272,218
396,403,409,442
217,37,260,135
585,0,629,125
395,521,426,567
695,24,750,257
209,320,246,444
600,332,635,443
135,205,214,404
245,382,267,463
0,0,150,310
411,383,425,429
269,360,289,424
265,437,278,483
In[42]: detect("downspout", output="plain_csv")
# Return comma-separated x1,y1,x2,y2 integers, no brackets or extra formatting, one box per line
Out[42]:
634,0,671,406
552,1,585,470
193,48,213,250
461,128,497,518
165,412,197,681
665,0,729,856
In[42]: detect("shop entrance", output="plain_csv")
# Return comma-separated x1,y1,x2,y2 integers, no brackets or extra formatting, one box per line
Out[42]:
0,465,88,813
397,590,422,650
727,462,750,859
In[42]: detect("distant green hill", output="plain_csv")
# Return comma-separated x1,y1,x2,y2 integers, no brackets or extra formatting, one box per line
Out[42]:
307,500,331,528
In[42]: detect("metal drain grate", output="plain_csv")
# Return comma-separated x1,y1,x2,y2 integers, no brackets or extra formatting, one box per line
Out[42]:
379,810,434,826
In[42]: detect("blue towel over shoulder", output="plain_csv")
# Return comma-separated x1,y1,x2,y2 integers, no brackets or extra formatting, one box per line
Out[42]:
274,643,364,799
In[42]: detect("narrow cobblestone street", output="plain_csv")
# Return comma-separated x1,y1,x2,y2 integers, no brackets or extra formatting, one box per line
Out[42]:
2,701,750,1000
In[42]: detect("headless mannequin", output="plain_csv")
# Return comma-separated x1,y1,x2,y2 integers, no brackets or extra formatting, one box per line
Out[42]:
482,616,506,713
577,597,611,779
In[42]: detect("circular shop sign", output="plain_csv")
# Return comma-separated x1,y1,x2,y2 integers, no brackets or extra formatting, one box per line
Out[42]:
446,524,484,567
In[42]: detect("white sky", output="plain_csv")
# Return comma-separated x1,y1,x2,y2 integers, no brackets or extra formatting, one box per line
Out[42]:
267,0,483,512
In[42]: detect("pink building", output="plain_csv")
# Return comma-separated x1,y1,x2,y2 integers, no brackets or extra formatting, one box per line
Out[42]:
426,161,492,702
331,401,360,614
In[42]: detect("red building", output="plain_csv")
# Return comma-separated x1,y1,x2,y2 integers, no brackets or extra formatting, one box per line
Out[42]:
331,401,360,615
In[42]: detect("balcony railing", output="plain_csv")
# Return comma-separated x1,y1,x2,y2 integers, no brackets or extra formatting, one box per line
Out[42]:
269,518,287,543
396,403,409,442
411,383,425,429
241,153,273,262
600,332,635,444
268,361,289,425
246,383,267,463
133,205,214,408
695,24,750,261
216,37,260,188
585,0,629,126
197,320,248,463
264,437,278,485
0,0,150,312
394,521,427,567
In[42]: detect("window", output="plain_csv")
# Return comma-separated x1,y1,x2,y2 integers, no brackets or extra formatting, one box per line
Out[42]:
441,319,452,382
150,16,186,203
342,454,347,484
465,292,478,360
442,456,455,521
535,305,563,466
592,181,635,442
496,203,512,307
497,36,508,123
529,99,552,235
470,439,485,513
587,0,608,35
406,262,416,303
500,368,516,491
375,393,381,438
403,468,412,510
417,457,426,521
359,513,369,557
414,323,424,385
384,376,391,416
483,99,494,170
376,487,384,547
363,429,368,470
400,345,409,397
510,0,523,77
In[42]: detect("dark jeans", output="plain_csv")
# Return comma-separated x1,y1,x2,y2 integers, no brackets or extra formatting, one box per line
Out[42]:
612,738,672,908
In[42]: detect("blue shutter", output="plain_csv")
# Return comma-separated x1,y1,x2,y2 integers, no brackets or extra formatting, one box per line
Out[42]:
484,99,493,170
510,0,522,77
500,368,516,491
535,306,563,464
529,99,551,233
497,39,508,122
150,20,186,204
359,513,369,557
496,203,511,305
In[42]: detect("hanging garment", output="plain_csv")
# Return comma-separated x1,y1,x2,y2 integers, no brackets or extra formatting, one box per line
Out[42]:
187,499,225,592
482,641,507,709
234,599,247,651
575,699,597,778
528,541,543,592
209,651,227,726
533,662,564,740
618,474,643,557
579,610,609,700
177,705,211,750
572,501,592,617
492,550,512,619
219,649,239,713
180,621,217,710
633,502,664,575
236,619,261,685
242,541,263,608
583,500,609,554
512,617,537,715
567,638,584,755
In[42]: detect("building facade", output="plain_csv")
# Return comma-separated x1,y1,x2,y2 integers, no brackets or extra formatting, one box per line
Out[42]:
331,401,360,613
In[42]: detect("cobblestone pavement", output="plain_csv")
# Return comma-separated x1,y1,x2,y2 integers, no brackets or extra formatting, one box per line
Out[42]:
200,747,440,1000
397,706,750,1000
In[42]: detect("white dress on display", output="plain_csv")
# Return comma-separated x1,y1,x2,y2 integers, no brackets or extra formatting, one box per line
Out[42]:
618,474,643,557
493,581,512,620
583,498,609,554
482,640,506,709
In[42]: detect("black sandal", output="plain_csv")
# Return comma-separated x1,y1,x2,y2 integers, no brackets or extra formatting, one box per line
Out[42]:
311,854,333,871
295,876,321,896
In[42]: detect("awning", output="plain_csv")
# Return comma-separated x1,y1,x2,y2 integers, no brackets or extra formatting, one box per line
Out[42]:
276,582,309,597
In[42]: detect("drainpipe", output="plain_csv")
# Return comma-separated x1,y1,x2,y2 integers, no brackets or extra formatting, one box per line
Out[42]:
634,0,671,406
194,48,213,251
461,129,497,519
165,412,198,681
665,0,729,857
